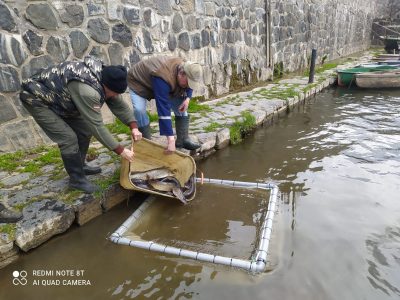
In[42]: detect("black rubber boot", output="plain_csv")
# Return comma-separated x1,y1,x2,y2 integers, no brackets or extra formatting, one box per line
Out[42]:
139,124,152,139
61,152,99,193
78,137,102,175
83,163,102,175
0,203,22,223
175,116,200,150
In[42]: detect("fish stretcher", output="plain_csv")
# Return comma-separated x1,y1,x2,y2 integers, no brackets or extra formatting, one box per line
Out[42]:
120,139,197,202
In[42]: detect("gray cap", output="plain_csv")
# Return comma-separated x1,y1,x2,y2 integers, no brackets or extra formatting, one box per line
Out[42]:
182,62,202,90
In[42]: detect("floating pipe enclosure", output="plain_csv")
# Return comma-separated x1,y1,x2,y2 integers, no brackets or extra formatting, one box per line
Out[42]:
110,178,279,273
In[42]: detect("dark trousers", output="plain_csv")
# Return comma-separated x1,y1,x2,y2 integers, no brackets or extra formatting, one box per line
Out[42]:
22,101,91,155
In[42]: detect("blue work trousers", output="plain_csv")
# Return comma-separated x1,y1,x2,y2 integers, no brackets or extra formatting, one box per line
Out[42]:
129,89,188,128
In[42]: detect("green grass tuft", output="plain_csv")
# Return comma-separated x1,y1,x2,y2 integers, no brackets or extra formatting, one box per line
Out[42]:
229,111,256,144
204,122,222,133
0,146,62,174
60,190,84,204
86,147,99,161
94,169,121,197
0,151,25,171
304,63,339,76
147,112,159,123
22,163,41,174
188,99,212,113
230,122,243,144
302,83,318,93
0,224,16,240
106,119,131,135
255,86,299,100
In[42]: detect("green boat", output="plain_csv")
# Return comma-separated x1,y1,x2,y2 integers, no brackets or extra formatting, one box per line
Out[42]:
337,65,399,87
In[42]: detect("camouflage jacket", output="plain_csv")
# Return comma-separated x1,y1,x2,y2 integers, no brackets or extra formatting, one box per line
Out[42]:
20,56,105,117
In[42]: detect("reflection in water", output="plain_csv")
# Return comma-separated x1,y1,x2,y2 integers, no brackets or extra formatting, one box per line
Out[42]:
108,264,202,299
366,226,400,297
1,88,400,299
200,88,400,299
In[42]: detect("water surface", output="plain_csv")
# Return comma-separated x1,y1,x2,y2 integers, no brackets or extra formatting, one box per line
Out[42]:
1,88,399,300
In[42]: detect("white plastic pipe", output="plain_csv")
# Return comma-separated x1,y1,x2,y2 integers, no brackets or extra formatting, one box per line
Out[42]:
110,178,279,273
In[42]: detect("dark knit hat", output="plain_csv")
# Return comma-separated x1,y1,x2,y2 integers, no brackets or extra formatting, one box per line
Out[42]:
101,65,128,93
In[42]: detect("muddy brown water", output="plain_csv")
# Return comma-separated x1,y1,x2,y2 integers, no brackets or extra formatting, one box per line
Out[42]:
1,88,400,300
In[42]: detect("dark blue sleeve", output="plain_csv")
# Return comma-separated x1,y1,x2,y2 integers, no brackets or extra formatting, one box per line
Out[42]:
151,76,174,136
186,88,193,98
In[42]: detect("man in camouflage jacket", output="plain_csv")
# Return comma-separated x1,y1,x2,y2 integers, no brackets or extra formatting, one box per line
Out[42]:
20,56,142,194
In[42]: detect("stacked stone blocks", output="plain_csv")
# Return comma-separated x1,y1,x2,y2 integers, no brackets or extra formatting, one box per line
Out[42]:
0,0,269,153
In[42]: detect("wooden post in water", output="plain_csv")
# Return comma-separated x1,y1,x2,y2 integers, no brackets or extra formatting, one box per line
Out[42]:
308,49,317,83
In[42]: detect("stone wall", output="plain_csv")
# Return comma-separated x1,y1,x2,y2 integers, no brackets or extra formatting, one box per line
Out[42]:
0,0,270,153
0,0,391,153
388,0,400,19
270,0,391,72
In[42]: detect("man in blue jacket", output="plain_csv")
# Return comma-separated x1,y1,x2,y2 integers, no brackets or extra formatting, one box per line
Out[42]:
127,56,202,153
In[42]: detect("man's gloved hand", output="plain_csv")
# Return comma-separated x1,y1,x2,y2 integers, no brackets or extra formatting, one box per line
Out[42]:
120,148,134,162
131,128,142,141
164,136,176,154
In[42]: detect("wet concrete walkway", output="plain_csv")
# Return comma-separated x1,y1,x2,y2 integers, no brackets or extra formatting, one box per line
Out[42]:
0,52,375,269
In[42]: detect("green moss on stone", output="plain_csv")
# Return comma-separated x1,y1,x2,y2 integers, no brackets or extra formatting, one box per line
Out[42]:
60,190,84,205
0,224,16,240
204,122,222,133
273,62,284,79
304,63,339,76
0,151,25,171
13,195,47,212
191,96,206,102
229,60,259,91
94,169,121,197
0,146,62,174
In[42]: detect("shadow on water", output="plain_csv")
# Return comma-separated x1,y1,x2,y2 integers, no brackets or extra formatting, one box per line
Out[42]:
1,88,400,299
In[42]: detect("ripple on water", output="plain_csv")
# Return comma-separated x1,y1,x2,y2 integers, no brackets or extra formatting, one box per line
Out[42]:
365,225,400,297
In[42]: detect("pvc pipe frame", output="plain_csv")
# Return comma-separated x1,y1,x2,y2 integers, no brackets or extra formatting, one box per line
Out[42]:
110,178,279,273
